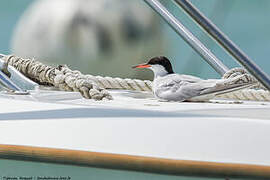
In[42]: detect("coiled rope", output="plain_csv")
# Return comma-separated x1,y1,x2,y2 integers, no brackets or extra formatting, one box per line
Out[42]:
219,67,270,101
2,55,270,101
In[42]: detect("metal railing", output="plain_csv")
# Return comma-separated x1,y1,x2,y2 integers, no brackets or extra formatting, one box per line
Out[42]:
144,0,270,91
143,0,228,76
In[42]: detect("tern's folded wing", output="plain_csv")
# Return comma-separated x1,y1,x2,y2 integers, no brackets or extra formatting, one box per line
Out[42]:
154,74,217,101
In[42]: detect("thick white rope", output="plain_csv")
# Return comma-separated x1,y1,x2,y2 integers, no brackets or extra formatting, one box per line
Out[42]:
2,55,270,101
3,55,113,100
218,89,270,101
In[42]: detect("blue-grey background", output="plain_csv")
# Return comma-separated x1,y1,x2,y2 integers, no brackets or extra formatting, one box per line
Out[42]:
1,0,270,79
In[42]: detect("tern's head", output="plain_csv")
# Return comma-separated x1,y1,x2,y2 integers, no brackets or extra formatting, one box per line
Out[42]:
132,56,174,77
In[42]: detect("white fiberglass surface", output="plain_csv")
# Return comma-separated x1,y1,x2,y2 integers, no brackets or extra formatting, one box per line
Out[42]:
0,90,270,166
0,116,270,166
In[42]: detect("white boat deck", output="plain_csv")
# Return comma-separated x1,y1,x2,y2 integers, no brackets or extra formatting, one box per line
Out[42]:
0,89,270,166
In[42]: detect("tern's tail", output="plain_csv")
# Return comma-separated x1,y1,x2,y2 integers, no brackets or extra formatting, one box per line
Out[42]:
189,74,258,101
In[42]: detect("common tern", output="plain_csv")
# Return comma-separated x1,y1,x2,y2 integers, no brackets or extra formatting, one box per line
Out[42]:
133,56,255,102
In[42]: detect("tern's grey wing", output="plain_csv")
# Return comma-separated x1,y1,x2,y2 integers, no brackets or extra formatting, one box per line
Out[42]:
154,73,256,102
153,74,217,101
169,74,203,82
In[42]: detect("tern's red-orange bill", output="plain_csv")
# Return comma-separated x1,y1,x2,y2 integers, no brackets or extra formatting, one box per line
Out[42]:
132,64,151,68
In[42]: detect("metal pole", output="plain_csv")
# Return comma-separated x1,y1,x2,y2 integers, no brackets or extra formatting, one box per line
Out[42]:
143,0,229,76
174,0,270,91
0,71,26,93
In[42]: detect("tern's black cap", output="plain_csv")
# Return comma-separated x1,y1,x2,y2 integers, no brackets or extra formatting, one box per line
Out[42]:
147,56,174,74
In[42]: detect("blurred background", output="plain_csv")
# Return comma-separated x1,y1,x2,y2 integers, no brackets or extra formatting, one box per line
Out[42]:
1,0,270,80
